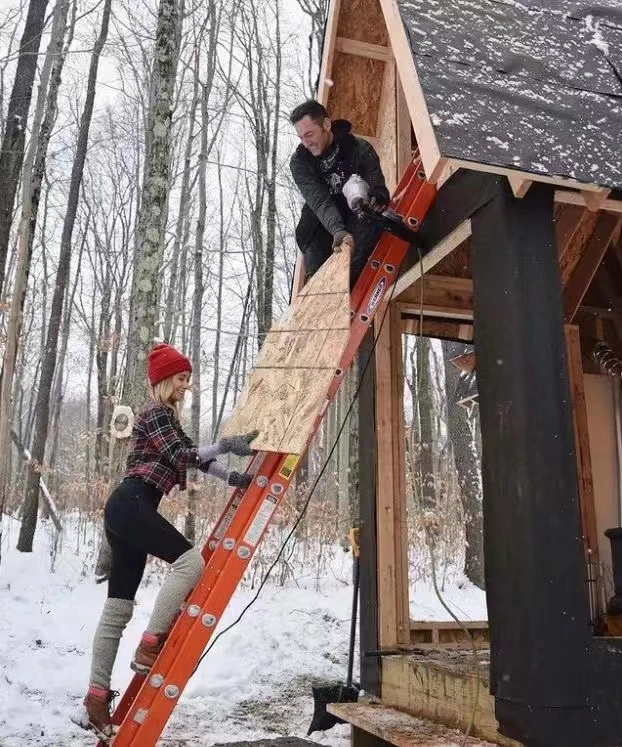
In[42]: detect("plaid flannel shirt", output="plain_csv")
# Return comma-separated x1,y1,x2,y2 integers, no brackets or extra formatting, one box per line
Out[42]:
125,401,200,494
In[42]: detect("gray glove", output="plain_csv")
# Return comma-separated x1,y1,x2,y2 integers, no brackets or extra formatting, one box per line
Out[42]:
228,471,253,489
332,230,354,252
218,430,259,457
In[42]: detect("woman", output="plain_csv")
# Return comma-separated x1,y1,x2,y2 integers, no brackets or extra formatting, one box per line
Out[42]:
72,342,258,739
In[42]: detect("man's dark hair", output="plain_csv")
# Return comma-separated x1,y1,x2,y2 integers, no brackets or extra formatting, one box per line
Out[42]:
289,99,329,125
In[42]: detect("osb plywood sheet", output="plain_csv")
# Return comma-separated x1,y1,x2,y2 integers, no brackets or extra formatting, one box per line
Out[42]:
221,251,351,454
327,52,385,138
337,0,388,45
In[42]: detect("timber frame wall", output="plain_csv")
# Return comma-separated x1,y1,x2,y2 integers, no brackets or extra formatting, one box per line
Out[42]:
300,0,622,745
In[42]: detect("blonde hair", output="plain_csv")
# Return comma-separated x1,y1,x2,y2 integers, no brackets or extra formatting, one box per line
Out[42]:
149,376,182,417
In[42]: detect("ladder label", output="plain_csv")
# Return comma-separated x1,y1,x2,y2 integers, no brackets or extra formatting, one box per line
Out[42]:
243,495,278,547
279,454,299,479
213,496,242,540
367,277,386,315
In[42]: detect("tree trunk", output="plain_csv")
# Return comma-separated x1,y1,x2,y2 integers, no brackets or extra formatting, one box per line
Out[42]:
0,0,72,522
212,159,225,438
163,62,198,344
408,338,436,509
17,0,113,552
0,0,51,297
123,0,182,411
185,80,208,544
442,340,484,589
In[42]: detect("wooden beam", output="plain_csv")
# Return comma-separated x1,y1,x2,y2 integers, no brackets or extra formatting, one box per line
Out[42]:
397,274,473,319
334,36,391,61
563,215,622,321
556,189,622,214
317,0,341,106
358,331,381,697
564,325,603,618
382,655,522,746
374,303,409,647
583,188,612,213
439,157,610,195
290,250,306,303
559,210,600,285
392,220,472,298
396,74,412,178
378,0,444,182
401,317,473,342
328,701,497,746
507,173,532,198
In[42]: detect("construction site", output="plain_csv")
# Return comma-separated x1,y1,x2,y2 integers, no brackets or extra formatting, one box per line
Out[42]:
2,0,622,745
94,0,622,744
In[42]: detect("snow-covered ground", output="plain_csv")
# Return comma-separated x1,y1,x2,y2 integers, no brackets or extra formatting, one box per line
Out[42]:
0,516,486,746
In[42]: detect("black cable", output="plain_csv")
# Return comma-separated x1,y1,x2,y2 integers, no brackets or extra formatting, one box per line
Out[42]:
191,242,411,675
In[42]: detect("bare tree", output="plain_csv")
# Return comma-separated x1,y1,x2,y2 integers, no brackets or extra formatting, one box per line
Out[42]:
0,0,72,541
18,0,113,552
406,337,436,509
295,0,328,96
123,0,183,411
0,0,51,297
233,0,282,347
442,340,484,589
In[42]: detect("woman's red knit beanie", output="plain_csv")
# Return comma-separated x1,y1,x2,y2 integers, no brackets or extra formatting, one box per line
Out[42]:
147,343,192,386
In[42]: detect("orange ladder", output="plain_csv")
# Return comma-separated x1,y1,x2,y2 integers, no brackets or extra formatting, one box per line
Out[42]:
104,154,436,746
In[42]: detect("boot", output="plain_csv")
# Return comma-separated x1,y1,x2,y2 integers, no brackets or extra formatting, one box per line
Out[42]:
131,631,168,674
71,686,118,741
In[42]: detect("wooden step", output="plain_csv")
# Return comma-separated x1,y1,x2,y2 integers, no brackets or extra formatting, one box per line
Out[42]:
327,701,498,746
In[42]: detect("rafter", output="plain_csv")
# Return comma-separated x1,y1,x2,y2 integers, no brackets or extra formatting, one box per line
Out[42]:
564,215,622,321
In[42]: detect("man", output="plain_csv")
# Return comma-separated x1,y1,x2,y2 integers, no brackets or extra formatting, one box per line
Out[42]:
289,99,390,286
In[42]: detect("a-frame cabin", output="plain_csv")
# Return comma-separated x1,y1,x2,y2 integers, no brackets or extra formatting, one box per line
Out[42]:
304,1,622,745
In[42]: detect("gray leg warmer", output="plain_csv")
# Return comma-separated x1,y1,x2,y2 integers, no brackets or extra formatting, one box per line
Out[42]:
89,597,134,689
146,547,205,635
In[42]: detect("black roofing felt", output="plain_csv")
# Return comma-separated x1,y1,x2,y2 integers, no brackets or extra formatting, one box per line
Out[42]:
397,0,622,189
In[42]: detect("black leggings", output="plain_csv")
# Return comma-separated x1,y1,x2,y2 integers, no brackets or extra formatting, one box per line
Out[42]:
104,477,192,600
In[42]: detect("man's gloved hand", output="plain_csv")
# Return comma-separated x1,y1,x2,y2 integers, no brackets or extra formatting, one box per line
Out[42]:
218,429,259,456
332,230,355,253
228,471,253,489
367,195,387,214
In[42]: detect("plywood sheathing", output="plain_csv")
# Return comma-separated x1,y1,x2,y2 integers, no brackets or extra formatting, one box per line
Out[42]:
336,0,388,45
221,251,350,454
326,52,384,138
382,653,522,746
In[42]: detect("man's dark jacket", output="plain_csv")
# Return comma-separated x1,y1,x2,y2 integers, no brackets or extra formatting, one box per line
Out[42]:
290,119,390,256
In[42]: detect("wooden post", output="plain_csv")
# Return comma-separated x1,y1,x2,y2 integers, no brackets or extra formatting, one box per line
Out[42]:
358,330,381,698
374,302,410,648
470,180,595,746
564,325,603,620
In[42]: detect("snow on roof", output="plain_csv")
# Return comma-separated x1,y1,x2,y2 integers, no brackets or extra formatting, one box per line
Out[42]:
397,0,622,188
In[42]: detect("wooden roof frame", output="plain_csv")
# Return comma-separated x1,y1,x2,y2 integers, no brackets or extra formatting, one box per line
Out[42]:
317,0,622,212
